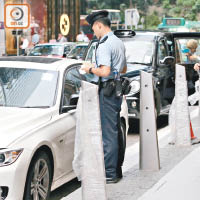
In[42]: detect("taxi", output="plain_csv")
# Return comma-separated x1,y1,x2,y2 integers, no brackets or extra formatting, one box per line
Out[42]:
84,30,200,119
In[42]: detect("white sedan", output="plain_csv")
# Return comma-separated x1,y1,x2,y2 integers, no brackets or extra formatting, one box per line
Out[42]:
0,56,128,200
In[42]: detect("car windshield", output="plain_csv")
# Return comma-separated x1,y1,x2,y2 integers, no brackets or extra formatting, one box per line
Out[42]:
68,45,88,58
175,38,200,64
29,45,64,56
122,35,154,64
0,67,58,108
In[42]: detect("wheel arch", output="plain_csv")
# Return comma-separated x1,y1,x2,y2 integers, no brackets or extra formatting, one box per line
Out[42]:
120,117,126,130
32,145,54,178
23,145,55,200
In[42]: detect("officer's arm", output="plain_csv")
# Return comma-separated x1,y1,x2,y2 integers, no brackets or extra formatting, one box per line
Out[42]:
82,62,110,77
91,65,111,77
121,66,127,74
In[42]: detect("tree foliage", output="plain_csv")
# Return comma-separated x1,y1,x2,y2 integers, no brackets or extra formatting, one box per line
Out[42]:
146,11,161,29
81,0,200,29
162,0,200,20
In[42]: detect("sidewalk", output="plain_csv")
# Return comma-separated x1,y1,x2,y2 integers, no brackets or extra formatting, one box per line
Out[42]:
62,106,200,200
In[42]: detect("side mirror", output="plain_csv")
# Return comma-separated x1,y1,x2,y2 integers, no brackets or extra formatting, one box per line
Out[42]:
63,53,67,58
61,94,79,113
160,56,175,66
76,55,81,60
67,55,76,59
69,94,79,106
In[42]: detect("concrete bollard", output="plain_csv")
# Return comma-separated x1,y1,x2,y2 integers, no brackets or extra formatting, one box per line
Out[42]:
175,64,191,146
0,187,2,200
73,81,107,200
139,71,160,171
168,97,176,144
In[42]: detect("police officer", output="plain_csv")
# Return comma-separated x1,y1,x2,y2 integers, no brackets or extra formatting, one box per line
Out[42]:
82,10,127,183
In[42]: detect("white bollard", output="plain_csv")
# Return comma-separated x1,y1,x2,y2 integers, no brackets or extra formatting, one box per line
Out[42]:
175,64,191,146
168,97,176,144
0,187,2,200
139,71,160,171
73,81,107,200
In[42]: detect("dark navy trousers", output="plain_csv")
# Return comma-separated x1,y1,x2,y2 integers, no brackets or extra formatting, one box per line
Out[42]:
99,88,122,179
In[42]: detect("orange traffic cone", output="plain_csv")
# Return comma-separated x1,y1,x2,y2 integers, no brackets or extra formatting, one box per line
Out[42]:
190,121,196,140
190,121,200,145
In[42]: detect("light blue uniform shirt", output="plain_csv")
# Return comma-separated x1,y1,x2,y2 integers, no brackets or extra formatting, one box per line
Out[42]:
92,31,126,82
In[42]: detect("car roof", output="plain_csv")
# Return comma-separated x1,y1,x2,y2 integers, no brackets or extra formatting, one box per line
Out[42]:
0,56,83,71
167,32,200,38
135,31,163,36
34,42,75,47
74,42,89,46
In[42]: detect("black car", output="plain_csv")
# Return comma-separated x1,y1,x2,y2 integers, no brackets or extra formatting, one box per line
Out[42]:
83,30,199,119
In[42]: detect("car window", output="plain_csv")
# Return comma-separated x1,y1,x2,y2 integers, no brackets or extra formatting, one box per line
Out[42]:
157,40,168,61
67,45,88,58
122,35,154,64
29,45,63,56
0,67,58,107
62,67,81,106
175,38,200,64
85,42,97,63
64,45,73,55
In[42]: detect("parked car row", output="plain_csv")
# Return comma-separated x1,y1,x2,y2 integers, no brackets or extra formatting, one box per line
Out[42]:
83,30,200,119
28,42,89,60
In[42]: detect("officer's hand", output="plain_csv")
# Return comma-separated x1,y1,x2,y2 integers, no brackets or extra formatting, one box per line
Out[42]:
82,62,94,73
194,63,200,71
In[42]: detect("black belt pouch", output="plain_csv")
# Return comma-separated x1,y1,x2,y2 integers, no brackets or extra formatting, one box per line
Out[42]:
103,81,115,97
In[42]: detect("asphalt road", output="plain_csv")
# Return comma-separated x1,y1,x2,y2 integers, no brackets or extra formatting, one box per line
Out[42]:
49,115,168,200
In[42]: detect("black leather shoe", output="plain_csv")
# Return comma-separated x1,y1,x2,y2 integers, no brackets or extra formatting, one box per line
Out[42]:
106,177,121,184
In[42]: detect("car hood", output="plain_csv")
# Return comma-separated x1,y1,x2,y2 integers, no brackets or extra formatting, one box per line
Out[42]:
0,107,53,147
122,63,149,78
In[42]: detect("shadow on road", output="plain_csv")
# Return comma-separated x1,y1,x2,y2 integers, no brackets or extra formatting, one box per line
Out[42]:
49,178,81,200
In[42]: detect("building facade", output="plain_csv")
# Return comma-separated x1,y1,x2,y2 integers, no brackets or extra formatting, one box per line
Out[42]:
0,0,6,56
3,0,80,55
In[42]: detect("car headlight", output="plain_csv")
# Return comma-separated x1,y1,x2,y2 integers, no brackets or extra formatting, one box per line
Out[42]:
127,80,140,96
0,149,23,167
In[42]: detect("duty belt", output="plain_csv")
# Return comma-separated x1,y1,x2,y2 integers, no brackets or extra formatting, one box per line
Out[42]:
99,79,115,88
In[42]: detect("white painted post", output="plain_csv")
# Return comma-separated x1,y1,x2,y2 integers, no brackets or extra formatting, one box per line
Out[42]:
168,97,176,144
175,64,191,146
139,71,160,171
0,187,2,199
73,81,107,200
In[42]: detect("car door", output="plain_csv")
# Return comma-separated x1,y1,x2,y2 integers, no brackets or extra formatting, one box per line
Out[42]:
53,65,82,179
155,38,175,109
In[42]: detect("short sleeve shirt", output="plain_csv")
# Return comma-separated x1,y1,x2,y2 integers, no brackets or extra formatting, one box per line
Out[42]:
92,31,126,82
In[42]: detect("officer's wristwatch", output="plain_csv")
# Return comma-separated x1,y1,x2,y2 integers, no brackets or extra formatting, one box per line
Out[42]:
89,67,93,74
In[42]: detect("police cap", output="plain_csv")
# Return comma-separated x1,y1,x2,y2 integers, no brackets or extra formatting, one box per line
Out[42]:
86,10,109,27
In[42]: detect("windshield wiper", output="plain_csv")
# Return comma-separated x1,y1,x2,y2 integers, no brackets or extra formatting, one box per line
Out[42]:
127,62,151,65
20,106,50,108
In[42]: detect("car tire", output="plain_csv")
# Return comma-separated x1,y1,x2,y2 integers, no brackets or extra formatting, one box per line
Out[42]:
120,120,126,152
23,151,52,200
155,108,158,119
117,119,126,177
